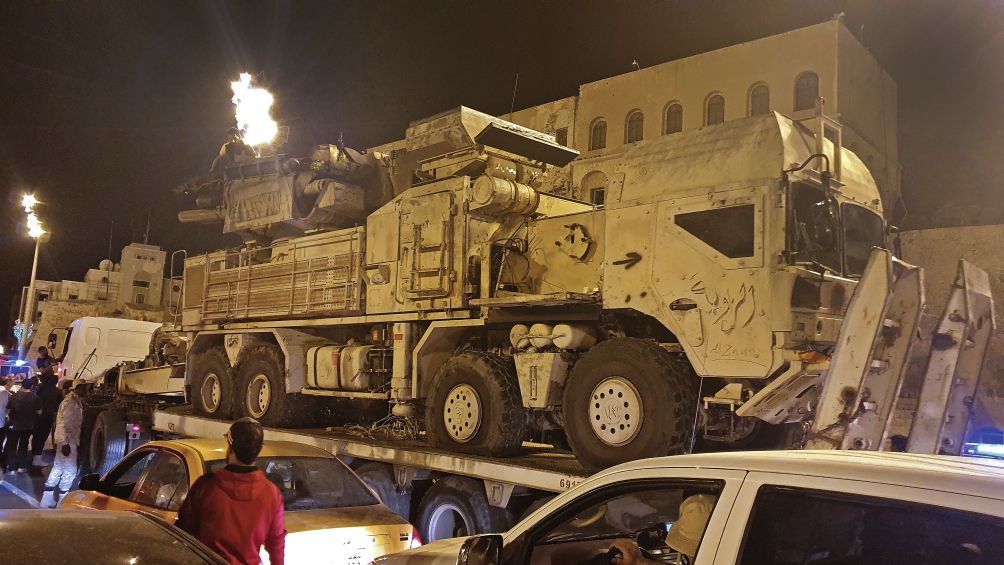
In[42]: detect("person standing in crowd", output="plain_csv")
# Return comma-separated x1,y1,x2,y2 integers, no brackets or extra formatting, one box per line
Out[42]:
178,418,286,565
40,379,85,508
32,373,62,471
5,380,40,473
35,346,56,376
0,377,12,467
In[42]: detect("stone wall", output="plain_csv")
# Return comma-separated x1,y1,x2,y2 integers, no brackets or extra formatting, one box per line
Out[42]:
901,225,1004,435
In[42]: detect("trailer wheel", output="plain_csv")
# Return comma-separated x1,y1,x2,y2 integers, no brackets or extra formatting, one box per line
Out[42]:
191,347,234,419
425,351,527,457
236,344,295,427
417,476,512,543
563,338,697,471
89,409,151,476
353,462,411,519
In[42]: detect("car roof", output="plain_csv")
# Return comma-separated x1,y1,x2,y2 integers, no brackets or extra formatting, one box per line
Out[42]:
145,438,335,461
597,450,1004,500
0,510,222,563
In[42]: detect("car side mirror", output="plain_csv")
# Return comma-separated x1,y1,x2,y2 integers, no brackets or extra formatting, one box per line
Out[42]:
457,534,502,565
78,473,102,492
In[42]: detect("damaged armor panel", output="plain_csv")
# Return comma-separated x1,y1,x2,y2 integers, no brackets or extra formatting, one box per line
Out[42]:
224,173,297,234
505,211,604,297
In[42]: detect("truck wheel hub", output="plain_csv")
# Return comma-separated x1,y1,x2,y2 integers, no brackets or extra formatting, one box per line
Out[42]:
427,503,473,541
201,373,222,413
588,377,643,446
444,384,481,442
247,373,271,418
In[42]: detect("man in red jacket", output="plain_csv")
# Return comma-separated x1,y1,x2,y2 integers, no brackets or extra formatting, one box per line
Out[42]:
178,418,285,564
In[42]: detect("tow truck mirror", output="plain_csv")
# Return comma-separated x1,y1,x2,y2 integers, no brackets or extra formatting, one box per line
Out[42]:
457,534,502,565
78,473,102,492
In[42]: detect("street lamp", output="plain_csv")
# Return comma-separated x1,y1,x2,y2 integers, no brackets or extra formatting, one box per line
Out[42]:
17,194,49,360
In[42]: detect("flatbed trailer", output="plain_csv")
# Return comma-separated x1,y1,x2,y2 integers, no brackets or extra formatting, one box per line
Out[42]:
153,406,589,541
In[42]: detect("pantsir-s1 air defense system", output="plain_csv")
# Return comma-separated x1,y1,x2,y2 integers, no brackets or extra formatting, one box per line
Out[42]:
172,107,992,470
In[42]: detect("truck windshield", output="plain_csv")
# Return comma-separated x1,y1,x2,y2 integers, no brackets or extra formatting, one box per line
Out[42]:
207,456,378,510
789,182,841,273
842,203,885,277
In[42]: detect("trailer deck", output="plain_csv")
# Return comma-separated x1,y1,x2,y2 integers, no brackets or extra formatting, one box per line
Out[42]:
153,406,590,494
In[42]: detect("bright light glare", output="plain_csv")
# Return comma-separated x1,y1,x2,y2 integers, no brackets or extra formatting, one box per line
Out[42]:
21,193,45,239
974,443,1004,456
264,527,378,565
26,214,45,238
21,194,38,212
231,72,278,147
14,360,26,366
0,346,5,355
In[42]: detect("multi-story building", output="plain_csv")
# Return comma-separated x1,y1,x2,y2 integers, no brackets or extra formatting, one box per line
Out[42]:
501,16,901,218
13,242,180,360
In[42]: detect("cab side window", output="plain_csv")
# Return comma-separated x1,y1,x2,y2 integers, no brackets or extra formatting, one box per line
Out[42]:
738,486,1004,564
523,480,722,565
104,450,157,500
132,450,189,511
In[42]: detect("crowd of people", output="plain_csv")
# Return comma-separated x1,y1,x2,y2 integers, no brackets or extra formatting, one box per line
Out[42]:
0,346,85,508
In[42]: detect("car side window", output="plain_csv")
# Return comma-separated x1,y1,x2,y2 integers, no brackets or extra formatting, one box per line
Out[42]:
131,450,190,511
738,486,1004,564
522,480,722,565
104,450,157,500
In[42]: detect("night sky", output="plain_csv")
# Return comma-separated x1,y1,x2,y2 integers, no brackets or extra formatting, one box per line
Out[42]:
2,0,1003,326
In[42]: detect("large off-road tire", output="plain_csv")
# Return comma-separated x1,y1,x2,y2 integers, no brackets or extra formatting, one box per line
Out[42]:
235,344,299,427
353,462,412,519
563,338,698,471
191,347,235,419
425,351,527,457
417,476,512,543
89,409,150,476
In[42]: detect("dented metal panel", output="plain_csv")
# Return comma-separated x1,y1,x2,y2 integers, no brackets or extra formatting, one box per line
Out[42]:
805,249,924,450
908,261,996,455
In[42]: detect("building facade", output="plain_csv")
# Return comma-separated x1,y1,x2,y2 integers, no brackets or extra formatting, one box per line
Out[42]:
14,242,180,359
501,17,901,219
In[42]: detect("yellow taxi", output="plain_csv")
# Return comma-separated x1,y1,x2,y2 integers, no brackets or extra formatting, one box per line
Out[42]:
60,438,420,564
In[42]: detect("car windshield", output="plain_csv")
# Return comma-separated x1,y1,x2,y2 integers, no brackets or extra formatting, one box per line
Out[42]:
842,203,885,277
206,456,378,511
789,182,841,273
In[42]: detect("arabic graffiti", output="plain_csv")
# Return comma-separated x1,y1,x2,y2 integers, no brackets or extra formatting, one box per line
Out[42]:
708,341,760,360
688,274,756,334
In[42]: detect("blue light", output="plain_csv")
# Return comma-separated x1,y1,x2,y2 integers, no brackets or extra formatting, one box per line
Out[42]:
13,360,26,367
974,443,1004,457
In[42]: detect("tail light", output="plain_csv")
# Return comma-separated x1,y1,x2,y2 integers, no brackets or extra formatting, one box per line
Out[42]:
409,527,423,548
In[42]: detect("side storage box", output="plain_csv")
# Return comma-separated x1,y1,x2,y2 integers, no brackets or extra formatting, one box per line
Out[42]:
195,228,366,322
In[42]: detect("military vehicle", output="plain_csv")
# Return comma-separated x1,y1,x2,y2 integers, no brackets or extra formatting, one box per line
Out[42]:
170,107,991,470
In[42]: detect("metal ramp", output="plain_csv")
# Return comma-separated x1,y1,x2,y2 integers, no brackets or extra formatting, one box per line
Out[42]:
805,250,995,454
805,249,925,450
907,260,996,455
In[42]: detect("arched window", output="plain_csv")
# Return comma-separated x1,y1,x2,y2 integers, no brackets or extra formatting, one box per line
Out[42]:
664,102,683,134
794,71,819,112
748,83,770,116
589,119,607,150
705,93,725,126
625,110,644,143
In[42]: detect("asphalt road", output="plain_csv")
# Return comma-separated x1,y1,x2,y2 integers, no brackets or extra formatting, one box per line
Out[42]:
0,449,56,510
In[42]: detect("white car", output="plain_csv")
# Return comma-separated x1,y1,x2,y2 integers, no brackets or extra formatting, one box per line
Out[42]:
373,450,1004,565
